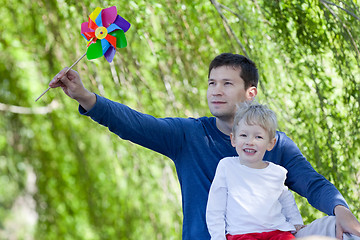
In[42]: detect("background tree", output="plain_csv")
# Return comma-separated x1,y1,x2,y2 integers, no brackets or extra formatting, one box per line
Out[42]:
0,0,359,239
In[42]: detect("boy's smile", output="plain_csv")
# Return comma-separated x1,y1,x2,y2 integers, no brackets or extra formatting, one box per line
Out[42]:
231,121,276,169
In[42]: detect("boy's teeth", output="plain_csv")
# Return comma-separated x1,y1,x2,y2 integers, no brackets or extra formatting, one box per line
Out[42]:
244,149,255,153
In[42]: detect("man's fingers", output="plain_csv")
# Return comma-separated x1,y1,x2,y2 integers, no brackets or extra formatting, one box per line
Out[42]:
49,68,70,88
336,224,344,240
58,74,71,85
65,69,79,80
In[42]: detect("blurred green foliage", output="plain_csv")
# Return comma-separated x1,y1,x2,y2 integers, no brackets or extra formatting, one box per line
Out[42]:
0,0,359,239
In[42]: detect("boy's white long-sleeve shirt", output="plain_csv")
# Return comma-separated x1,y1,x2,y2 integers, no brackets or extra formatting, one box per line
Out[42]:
206,157,303,240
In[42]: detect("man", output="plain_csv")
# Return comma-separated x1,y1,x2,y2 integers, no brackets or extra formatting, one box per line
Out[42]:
49,53,360,240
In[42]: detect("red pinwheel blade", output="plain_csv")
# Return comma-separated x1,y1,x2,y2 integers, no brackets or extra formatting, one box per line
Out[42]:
105,34,117,49
88,18,98,30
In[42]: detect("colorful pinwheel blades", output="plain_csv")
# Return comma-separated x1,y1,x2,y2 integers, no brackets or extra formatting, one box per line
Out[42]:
81,6,131,63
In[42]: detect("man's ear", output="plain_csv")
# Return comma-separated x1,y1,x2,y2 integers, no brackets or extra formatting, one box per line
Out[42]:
230,133,236,147
267,137,276,151
246,87,258,101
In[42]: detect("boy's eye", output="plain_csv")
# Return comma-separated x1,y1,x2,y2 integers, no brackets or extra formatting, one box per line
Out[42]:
256,136,263,139
239,134,247,137
208,81,215,86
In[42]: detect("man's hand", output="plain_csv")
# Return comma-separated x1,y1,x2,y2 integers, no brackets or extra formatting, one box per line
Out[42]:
294,224,306,233
334,205,360,239
49,68,96,111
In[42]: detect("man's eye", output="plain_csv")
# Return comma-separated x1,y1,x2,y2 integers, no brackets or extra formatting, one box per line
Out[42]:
208,82,215,86
225,82,232,85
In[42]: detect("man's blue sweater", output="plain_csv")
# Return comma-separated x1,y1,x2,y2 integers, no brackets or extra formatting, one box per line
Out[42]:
80,95,348,240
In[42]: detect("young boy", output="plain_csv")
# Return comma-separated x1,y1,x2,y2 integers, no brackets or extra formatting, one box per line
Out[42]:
206,102,305,240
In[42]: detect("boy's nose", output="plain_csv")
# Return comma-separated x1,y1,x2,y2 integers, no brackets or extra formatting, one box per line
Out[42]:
246,138,255,145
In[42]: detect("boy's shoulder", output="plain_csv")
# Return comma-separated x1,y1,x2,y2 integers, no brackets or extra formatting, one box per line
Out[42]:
218,156,239,166
267,161,288,174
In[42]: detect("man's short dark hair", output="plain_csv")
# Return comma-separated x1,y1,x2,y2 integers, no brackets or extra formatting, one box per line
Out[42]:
208,53,258,89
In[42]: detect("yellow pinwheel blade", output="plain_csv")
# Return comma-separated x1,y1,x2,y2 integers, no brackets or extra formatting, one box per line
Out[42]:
89,7,102,23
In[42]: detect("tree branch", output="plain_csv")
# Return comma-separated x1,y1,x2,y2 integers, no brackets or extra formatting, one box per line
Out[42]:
209,0,249,58
320,0,360,22
321,0,360,58
0,100,60,114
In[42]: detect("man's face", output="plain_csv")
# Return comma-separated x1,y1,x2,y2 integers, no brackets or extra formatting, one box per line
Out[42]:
207,66,251,122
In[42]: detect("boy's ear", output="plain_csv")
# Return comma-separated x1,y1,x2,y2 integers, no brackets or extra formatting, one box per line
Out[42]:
230,133,236,147
267,137,276,151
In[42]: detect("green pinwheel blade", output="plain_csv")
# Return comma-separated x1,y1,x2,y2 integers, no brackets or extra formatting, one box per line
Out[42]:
110,30,127,48
86,40,104,60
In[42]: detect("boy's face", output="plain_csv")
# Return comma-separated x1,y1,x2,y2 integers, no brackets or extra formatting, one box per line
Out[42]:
207,66,256,123
230,120,276,168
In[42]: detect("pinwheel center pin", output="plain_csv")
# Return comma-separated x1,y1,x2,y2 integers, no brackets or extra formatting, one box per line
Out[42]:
95,27,108,39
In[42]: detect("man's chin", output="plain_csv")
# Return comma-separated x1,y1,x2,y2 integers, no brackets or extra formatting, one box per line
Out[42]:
211,111,234,121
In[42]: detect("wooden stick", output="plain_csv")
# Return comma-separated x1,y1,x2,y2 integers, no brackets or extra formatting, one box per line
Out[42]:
35,52,87,102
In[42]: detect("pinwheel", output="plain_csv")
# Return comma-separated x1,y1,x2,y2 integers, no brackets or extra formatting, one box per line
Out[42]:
35,6,131,102
81,6,131,63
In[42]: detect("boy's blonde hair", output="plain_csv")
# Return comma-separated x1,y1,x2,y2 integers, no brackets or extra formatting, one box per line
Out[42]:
232,101,277,139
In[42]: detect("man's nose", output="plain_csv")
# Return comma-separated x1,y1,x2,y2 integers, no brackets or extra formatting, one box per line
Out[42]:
212,84,224,95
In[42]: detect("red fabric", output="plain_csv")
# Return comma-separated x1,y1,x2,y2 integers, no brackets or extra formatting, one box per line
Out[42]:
226,230,295,240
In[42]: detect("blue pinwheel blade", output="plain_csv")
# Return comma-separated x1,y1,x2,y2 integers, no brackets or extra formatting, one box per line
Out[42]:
107,23,121,33
95,10,103,26
101,39,110,54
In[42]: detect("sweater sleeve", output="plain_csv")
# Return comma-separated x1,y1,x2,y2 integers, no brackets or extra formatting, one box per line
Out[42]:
206,160,227,240
279,189,303,226
79,94,186,159
275,132,348,216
